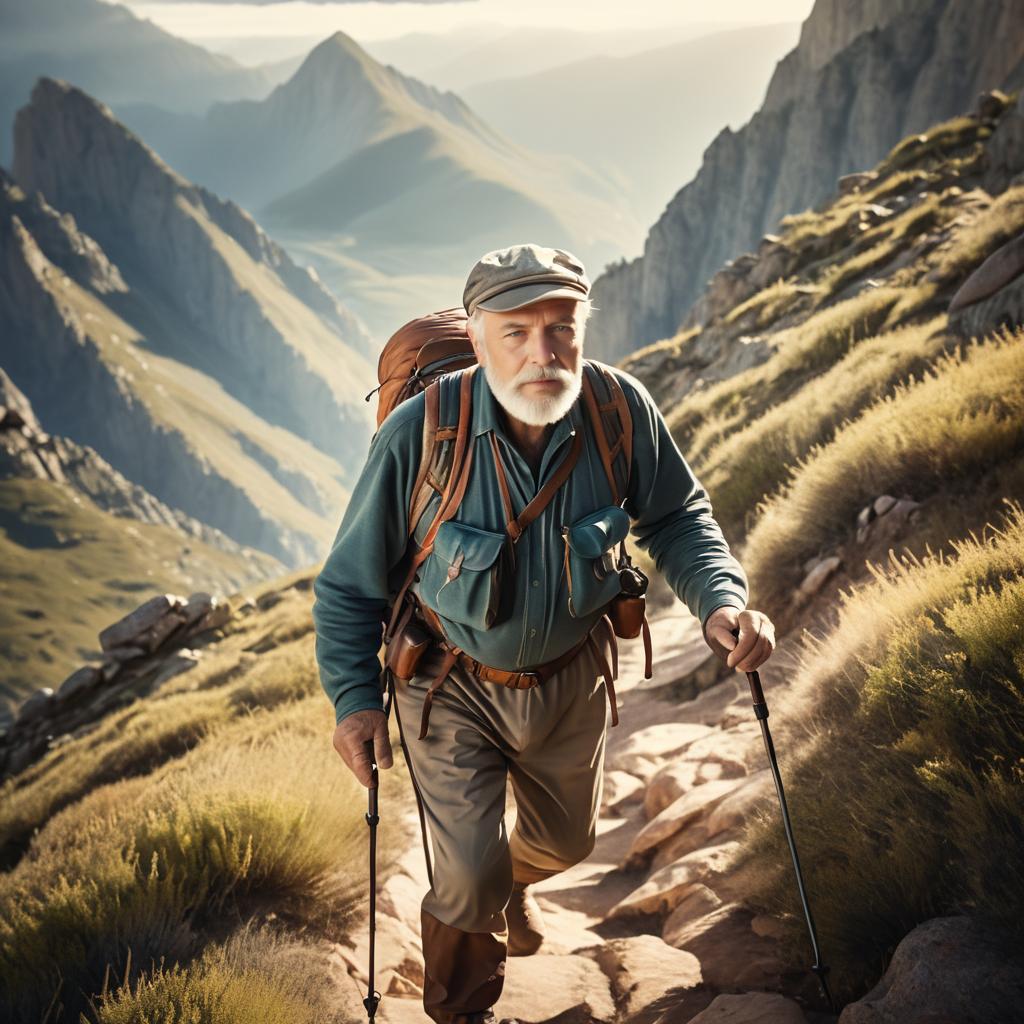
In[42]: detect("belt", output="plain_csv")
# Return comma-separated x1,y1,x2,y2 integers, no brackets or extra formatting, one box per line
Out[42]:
410,598,620,740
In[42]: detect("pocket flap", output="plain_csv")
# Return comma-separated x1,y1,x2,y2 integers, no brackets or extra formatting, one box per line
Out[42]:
433,520,507,571
565,505,630,558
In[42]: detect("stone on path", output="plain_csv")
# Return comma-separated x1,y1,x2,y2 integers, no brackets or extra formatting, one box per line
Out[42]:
608,722,716,780
625,778,747,867
494,952,616,1024
663,902,789,992
688,992,809,1022
578,934,702,1021
609,841,740,918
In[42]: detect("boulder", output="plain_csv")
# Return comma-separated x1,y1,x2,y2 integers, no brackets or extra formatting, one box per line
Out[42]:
98,594,186,652
493,952,616,1023
16,687,54,726
644,762,704,820
948,231,1024,312
797,556,842,600
838,171,878,194
55,665,101,703
663,902,789,992
837,915,1024,1024
603,770,647,815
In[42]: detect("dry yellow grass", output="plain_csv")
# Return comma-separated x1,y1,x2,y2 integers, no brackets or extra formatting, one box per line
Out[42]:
1,695,406,1022
696,315,953,536
741,328,1024,611
667,285,902,457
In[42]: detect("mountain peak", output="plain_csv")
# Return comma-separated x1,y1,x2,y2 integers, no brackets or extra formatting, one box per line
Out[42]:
296,29,378,79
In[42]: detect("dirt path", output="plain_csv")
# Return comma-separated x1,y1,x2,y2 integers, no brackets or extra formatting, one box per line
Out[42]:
331,605,838,1023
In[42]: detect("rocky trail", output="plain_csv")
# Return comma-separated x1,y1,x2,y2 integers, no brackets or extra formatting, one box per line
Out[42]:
330,604,838,1024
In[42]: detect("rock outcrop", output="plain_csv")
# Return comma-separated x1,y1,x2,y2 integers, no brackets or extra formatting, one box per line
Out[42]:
587,0,1024,362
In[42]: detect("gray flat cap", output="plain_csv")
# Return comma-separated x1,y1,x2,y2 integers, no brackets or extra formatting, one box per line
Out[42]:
463,243,590,314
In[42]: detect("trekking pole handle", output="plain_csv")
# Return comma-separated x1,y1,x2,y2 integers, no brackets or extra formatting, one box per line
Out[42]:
364,738,379,791
726,627,769,721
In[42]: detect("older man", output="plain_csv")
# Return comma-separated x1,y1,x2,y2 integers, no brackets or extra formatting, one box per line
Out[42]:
312,244,775,1024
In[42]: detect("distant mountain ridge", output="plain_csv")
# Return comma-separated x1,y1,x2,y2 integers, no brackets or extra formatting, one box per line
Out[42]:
0,0,275,165
2,79,375,569
586,0,1024,362
123,31,639,278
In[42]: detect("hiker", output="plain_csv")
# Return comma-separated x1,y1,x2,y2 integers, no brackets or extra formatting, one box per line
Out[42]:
312,243,775,1024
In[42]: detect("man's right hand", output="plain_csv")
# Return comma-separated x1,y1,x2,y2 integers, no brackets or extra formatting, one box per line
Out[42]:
333,708,394,788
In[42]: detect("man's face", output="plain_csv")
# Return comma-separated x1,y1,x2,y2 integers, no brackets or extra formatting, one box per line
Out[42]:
468,297,584,428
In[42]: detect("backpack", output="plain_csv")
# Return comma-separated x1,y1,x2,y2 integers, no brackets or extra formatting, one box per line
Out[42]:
374,307,652,680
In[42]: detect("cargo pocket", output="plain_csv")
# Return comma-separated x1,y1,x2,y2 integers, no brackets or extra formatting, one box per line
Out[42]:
562,505,631,618
418,520,512,630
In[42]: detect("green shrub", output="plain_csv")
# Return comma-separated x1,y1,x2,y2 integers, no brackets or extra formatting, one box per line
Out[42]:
735,501,1024,1001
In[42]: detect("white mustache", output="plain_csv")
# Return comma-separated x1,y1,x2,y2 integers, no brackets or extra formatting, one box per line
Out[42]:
514,365,573,387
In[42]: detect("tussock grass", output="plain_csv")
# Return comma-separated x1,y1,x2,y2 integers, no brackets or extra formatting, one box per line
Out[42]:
932,183,1024,285
619,326,701,372
0,696,396,1022
668,286,901,457
88,926,337,1024
819,193,947,297
742,328,1024,612
696,316,952,536
877,115,987,176
723,279,808,330
0,603,321,867
735,500,1024,1001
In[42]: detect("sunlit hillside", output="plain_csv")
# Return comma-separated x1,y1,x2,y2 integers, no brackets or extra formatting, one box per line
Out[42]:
623,91,1024,1001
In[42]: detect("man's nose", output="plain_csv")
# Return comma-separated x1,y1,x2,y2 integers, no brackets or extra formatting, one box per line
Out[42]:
527,327,557,364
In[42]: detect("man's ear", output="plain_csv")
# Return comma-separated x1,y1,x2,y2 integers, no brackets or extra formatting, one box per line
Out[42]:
467,319,486,366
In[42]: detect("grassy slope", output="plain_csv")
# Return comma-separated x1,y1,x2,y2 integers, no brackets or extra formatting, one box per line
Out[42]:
0,476,282,706
41,266,351,547
0,577,412,1023
622,101,1024,1001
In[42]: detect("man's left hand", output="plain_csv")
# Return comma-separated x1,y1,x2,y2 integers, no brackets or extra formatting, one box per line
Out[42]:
704,606,775,672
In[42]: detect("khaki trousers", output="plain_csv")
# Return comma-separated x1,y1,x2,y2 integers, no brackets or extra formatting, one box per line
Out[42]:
392,630,612,1024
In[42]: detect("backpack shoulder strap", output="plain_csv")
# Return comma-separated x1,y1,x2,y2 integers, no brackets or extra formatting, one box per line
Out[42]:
385,366,476,643
580,359,633,507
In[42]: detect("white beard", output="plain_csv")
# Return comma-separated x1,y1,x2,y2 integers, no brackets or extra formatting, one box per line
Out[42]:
483,356,583,427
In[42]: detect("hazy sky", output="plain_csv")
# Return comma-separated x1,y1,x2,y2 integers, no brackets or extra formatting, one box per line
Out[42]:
117,0,816,42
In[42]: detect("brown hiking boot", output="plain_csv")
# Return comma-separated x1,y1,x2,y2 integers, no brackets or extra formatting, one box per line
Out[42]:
506,881,545,956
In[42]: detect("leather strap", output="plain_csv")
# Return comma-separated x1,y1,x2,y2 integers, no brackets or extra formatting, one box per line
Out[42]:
408,379,440,530
385,368,477,643
488,427,584,544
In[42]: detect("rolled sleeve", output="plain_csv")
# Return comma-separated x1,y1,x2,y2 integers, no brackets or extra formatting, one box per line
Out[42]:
311,398,423,725
615,368,749,629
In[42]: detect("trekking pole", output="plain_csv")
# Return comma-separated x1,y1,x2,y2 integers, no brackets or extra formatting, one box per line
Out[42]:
362,738,382,1021
717,628,838,1014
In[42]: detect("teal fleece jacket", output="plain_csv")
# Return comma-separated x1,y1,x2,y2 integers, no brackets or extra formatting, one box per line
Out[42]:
312,363,749,725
